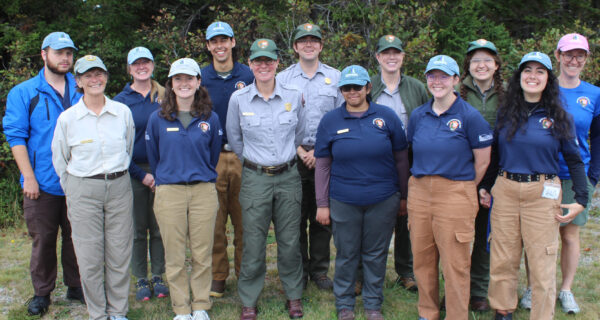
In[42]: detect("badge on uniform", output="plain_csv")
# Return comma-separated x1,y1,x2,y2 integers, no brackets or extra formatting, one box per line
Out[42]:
235,81,246,90
242,112,255,116
199,121,210,132
446,119,462,131
167,127,179,132
285,102,292,112
337,128,349,134
373,118,385,129
324,77,332,85
80,139,93,144
539,117,554,129
541,181,561,200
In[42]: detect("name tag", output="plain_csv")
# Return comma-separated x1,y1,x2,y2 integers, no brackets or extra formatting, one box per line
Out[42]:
242,112,255,116
337,128,349,134
167,127,179,132
80,139,93,144
541,182,561,200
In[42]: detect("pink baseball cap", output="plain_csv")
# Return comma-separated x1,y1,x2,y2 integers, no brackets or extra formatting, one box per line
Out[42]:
557,33,589,53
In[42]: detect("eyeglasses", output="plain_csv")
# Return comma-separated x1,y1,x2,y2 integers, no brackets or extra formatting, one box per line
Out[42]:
470,58,495,65
340,84,365,92
425,74,452,82
561,53,587,63
296,37,321,45
251,59,276,66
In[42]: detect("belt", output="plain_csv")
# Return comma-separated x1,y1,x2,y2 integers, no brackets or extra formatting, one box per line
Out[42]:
243,158,296,176
87,170,128,180
301,144,314,151
221,143,232,152
172,180,203,186
499,170,557,182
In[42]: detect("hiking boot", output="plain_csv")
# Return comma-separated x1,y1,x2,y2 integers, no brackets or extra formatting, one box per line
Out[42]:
337,309,355,320
152,276,169,298
365,309,384,320
27,295,50,316
396,276,417,292
519,287,532,310
285,299,303,319
210,280,225,298
311,274,333,290
469,296,489,311
66,286,85,304
240,306,258,320
135,278,152,301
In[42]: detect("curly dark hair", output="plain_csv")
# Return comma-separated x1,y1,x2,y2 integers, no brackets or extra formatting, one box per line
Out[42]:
496,63,572,141
160,76,213,121
205,36,239,64
459,49,505,108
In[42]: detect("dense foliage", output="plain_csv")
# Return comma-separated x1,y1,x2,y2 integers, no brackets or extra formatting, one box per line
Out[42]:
1,0,600,226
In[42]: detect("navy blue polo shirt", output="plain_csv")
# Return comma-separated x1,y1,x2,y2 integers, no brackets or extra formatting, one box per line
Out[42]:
497,108,579,175
408,96,492,180
315,102,408,206
145,110,222,185
201,62,254,144
114,83,161,181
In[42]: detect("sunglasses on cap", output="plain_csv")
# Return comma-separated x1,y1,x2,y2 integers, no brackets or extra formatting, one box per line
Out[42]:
340,84,365,92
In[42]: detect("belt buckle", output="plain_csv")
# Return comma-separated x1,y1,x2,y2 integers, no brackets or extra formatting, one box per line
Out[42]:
263,166,277,176
223,143,232,152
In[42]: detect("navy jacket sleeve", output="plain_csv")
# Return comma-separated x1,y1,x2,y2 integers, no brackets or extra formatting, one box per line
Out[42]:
588,114,600,186
562,135,588,207
145,112,160,176
479,129,499,191
209,113,223,168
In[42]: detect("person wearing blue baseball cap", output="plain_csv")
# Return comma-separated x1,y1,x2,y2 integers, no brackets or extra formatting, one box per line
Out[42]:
314,65,409,320
201,21,254,299
2,31,82,316
406,55,492,320
52,55,135,320
113,47,168,302
478,51,588,320
146,58,222,320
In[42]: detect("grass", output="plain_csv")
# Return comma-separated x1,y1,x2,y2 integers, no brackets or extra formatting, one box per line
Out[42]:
1,217,599,320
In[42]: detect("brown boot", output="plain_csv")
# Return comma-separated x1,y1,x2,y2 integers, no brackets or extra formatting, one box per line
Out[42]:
210,280,225,298
239,306,257,320
285,299,303,319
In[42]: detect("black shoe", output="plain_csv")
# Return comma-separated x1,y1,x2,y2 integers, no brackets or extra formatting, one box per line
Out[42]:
27,295,50,316
494,312,513,320
67,286,85,304
311,274,333,290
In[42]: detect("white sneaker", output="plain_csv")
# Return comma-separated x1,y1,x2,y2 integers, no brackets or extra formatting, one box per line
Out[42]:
558,290,580,314
192,310,210,320
109,316,128,320
520,287,532,310
173,314,192,320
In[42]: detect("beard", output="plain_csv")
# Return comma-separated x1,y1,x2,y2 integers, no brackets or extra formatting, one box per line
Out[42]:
46,61,71,76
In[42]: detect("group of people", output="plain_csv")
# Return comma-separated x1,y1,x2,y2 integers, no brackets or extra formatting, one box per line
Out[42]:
2,19,598,320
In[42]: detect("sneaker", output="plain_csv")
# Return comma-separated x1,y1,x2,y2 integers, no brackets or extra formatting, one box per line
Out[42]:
26,295,50,316
66,286,85,304
558,290,580,314
174,315,192,320
152,276,169,298
519,287,532,310
396,276,418,292
135,278,152,301
311,274,333,290
109,316,129,320
192,310,210,320
210,279,225,298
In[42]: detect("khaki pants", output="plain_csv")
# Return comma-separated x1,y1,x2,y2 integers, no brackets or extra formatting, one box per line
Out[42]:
65,174,133,320
213,151,243,280
407,176,478,320
154,183,218,314
488,175,561,320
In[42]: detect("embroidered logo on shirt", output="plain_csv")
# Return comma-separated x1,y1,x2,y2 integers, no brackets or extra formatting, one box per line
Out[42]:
235,81,246,90
199,121,210,132
478,133,493,142
337,128,349,134
539,117,554,129
285,102,292,112
446,119,462,131
577,96,590,108
373,118,385,129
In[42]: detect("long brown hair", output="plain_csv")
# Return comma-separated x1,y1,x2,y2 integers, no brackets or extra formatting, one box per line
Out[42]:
159,76,213,121
459,49,505,107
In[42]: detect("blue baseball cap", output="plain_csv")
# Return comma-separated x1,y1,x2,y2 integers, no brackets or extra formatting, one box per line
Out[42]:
519,51,552,70
424,55,460,76
168,58,201,78
127,47,154,65
206,21,234,40
41,32,77,50
337,65,370,87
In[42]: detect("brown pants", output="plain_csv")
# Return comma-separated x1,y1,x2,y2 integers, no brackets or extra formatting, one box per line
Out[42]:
24,191,81,296
154,183,218,314
407,176,478,320
488,175,561,320
212,151,243,281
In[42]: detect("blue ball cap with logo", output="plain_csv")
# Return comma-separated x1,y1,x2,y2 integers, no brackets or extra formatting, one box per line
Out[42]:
337,65,370,87
41,32,77,50
518,51,552,71
424,55,460,76
127,47,154,65
168,58,201,78
206,21,234,40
